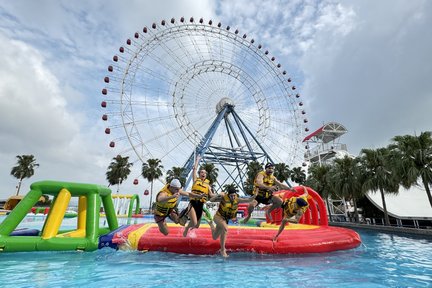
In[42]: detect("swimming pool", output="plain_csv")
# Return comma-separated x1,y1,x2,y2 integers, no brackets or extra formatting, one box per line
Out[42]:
0,222,431,287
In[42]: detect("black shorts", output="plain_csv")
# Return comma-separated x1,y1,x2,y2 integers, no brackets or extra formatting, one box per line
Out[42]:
154,209,177,223
255,195,272,205
190,200,204,221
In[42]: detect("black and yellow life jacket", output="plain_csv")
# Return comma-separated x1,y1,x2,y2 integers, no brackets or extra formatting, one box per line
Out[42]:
154,184,177,217
253,171,276,198
281,196,309,218
190,178,211,202
216,193,239,220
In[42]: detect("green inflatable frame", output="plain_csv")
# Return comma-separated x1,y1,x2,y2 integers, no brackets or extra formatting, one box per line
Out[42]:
0,180,118,252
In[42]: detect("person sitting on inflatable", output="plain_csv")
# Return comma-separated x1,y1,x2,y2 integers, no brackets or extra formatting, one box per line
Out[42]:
154,179,204,236
208,186,254,258
273,186,309,242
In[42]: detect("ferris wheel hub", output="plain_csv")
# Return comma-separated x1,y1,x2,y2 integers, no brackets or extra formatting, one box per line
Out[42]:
216,97,235,114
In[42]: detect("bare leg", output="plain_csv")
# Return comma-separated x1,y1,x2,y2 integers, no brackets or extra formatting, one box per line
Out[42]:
220,230,228,258
243,200,257,224
212,215,229,257
266,196,282,223
157,221,169,236
183,206,198,237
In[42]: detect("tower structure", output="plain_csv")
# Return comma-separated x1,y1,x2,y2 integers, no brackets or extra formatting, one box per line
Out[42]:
303,122,350,220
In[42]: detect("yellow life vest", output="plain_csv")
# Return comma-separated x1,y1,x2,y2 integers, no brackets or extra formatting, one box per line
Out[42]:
254,171,276,198
216,193,239,220
282,196,309,218
154,184,178,217
191,178,211,202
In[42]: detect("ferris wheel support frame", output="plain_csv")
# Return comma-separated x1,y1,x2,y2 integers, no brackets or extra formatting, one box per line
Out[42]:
182,103,278,193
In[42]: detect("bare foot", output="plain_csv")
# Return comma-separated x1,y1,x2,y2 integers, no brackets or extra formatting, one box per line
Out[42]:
220,249,229,258
183,227,189,237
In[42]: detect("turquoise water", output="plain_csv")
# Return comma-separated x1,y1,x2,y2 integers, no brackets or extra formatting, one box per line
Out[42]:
0,218,431,287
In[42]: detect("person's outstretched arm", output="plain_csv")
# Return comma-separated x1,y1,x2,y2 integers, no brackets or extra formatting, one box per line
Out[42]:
273,178,291,190
180,189,205,200
273,218,289,241
157,191,179,203
238,196,255,203
209,192,223,202
192,155,200,183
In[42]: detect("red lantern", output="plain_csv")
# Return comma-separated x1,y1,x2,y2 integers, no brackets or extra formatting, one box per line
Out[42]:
133,179,139,185
144,190,149,196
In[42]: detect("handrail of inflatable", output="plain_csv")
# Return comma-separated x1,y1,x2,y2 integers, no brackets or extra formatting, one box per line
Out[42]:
112,194,140,218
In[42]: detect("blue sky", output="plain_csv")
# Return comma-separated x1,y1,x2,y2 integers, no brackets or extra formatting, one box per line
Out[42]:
0,0,431,202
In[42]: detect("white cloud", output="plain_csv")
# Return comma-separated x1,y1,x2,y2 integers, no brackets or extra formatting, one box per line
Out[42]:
0,0,431,206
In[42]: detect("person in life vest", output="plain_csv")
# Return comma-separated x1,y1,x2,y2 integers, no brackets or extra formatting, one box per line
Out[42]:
182,155,216,237
208,186,254,258
243,162,291,224
272,186,309,241
154,178,203,236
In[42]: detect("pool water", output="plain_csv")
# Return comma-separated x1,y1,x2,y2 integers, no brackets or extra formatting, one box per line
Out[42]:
0,220,431,287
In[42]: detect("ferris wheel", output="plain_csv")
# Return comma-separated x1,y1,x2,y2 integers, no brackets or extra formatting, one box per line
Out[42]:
101,17,309,191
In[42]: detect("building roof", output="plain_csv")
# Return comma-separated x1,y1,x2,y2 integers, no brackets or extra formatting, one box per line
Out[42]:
303,122,347,143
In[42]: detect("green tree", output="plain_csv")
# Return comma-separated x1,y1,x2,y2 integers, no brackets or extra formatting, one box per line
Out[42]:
390,132,432,208
10,154,39,196
359,148,399,225
290,166,306,184
106,155,133,193
166,166,186,187
305,163,333,221
244,161,262,195
274,163,291,183
142,158,164,212
329,156,364,222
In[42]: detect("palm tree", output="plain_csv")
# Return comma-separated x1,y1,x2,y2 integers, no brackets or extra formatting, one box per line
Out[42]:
390,132,432,208
166,166,186,187
142,158,163,212
199,162,219,184
329,156,364,222
10,154,39,196
290,166,306,184
244,161,262,195
305,163,333,221
274,163,291,183
359,148,399,225
106,155,133,193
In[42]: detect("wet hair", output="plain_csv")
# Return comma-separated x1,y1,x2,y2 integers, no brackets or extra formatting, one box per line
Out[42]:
296,197,308,207
227,186,238,194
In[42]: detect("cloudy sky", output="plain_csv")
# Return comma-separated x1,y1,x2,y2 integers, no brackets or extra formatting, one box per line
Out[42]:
0,0,431,203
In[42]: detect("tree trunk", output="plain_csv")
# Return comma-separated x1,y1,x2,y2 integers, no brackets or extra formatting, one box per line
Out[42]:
353,197,359,223
379,187,390,226
15,179,23,196
149,181,154,214
421,176,432,208
325,197,333,222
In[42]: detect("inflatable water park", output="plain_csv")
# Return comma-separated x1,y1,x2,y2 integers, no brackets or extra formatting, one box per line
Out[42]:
0,180,361,254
